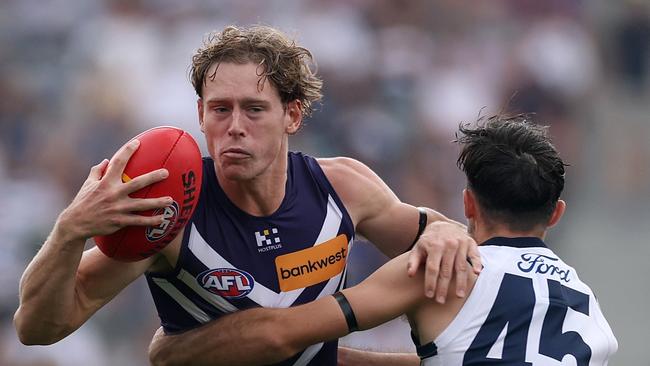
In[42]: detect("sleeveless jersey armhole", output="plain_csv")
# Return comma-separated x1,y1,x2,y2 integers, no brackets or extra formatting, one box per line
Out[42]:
432,250,495,349
303,155,354,235
411,330,439,360
145,224,193,279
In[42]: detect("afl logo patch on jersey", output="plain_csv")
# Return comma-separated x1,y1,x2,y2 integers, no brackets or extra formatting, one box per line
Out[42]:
197,268,255,298
145,201,179,242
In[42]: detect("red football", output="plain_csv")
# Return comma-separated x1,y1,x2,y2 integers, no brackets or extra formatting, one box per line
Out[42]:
94,126,202,262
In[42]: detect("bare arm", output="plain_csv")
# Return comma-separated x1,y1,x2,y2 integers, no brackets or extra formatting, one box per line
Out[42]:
148,306,321,366
319,157,481,303
14,140,170,344
337,347,420,366
150,253,425,366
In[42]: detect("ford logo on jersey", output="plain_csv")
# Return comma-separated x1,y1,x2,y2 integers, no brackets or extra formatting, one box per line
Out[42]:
197,268,255,298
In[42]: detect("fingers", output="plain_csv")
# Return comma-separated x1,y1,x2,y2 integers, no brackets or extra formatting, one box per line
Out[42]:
467,240,483,274
434,243,457,303
119,213,167,228
104,139,140,180
406,247,423,277
424,246,443,299
88,159,109,181
127,197,174,212
410,221,482,303
453,241,470,298
123,168,169,193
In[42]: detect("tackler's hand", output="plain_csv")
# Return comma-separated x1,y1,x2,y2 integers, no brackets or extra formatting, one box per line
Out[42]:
406,221,481,303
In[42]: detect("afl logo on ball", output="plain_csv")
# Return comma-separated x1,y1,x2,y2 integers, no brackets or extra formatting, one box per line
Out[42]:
197,268,255,298
145,201,179,242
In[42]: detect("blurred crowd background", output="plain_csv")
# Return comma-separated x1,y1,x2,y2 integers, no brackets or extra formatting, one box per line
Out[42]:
1,0,648,364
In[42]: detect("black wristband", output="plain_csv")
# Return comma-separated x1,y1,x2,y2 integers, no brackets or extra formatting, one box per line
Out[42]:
406,207,428,252
333,292,359,333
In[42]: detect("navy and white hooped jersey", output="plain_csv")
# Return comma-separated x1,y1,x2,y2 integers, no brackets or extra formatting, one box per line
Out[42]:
417,237,618,366
145,152,355,366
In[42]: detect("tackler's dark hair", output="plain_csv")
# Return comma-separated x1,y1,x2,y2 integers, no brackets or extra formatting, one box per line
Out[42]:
455,114,567,231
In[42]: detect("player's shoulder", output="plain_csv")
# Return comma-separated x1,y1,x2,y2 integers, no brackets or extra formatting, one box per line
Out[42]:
317,156,368,171
316,157,386,196
315,157,396,224
316,156,378,183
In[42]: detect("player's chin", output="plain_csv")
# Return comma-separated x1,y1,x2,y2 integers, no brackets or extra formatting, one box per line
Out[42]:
219,163,256,181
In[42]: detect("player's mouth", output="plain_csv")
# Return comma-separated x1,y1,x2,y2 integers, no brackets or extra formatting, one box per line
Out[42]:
221,147,251,159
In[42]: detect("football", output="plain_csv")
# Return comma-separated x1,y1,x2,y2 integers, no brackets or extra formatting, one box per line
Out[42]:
94,126,203,262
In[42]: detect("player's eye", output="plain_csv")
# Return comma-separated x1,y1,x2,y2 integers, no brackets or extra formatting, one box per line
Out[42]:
213,107,230,113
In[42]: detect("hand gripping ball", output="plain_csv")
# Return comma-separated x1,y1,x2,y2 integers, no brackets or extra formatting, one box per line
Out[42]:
94,126,202,261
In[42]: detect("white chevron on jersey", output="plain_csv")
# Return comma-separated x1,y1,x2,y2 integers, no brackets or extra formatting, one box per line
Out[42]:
313,195,351,296
186,193,347,309
153,271,330,366
187,223,302,308
314,195,344,246
293,343,324,366
151,277,211,323
290,196,349,366
313,237,352,300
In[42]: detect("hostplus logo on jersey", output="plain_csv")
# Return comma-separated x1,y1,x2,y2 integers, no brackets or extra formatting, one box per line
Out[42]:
255,227,283,253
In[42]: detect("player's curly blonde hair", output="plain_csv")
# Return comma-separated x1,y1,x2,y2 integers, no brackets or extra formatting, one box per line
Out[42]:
190,25,323,117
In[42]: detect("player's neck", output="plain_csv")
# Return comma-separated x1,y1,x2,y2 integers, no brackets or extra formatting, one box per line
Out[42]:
473,222,546,245
217,155,288,217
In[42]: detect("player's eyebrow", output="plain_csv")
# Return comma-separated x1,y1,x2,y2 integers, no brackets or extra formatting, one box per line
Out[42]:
240,98,271,107
204,97,271,106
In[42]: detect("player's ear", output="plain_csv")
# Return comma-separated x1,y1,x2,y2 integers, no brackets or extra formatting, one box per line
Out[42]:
547,199,566,228
463,189,477,220
197,99,205,133
285,100,302,135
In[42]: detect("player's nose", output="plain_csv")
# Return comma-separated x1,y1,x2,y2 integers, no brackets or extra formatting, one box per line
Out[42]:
227,109,246,137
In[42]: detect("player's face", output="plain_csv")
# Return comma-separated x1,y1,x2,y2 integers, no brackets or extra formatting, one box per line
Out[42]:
198,62,301,182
